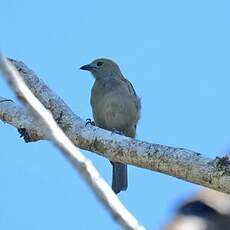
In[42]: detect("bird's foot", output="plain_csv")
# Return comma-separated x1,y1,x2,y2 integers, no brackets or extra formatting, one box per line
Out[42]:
85,118,95,126
112,129,124,135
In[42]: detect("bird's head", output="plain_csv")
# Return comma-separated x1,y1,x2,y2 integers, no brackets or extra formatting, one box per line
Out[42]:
80,58,122,80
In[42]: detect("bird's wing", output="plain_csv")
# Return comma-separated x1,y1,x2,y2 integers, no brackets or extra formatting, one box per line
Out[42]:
121,77,141,119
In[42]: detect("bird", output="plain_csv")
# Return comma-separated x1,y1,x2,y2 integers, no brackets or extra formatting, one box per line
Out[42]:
80,58,140,194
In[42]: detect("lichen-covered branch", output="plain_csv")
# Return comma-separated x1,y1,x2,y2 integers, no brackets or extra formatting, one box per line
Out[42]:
1,58,230,195
0,96,45,141
0,55,145,230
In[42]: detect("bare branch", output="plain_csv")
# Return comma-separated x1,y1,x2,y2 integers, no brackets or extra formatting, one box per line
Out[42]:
0,96,45,141
0,54,145,230
1,58,230,196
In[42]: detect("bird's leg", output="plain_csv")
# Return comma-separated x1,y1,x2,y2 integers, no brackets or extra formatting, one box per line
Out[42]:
85,118,95,126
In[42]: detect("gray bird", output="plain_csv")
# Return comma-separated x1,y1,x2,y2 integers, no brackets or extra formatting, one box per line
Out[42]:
80,58,140,194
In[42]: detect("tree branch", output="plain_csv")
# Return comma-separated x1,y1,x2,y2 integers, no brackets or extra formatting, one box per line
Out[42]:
0,96,45,141
0,55,145,230
1,58,230,195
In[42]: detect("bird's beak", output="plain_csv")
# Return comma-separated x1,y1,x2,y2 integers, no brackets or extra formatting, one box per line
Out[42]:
80,64,97,71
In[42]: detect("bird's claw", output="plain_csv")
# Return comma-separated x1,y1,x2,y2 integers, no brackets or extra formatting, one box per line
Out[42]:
112,129,123,135
85,118,95,126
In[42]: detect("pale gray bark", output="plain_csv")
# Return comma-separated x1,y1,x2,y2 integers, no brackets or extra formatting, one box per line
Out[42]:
0,55,145,230
0,58,230,196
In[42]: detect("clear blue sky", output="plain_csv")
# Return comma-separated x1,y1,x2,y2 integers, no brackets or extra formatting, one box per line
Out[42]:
1,0,230,229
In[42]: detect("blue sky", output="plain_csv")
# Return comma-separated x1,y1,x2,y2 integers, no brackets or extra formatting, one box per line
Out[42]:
1,0,230,229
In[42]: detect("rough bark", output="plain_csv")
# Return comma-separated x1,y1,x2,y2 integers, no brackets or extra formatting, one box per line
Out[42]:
1,58,230,195
0,55,144,230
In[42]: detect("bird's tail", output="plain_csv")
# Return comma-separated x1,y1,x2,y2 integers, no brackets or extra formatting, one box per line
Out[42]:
111,161,128,194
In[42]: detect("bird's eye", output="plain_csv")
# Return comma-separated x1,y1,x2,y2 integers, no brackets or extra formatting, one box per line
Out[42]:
97,61,103,66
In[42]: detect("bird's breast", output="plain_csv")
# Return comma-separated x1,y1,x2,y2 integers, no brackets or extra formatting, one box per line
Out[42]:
90,80,138,137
